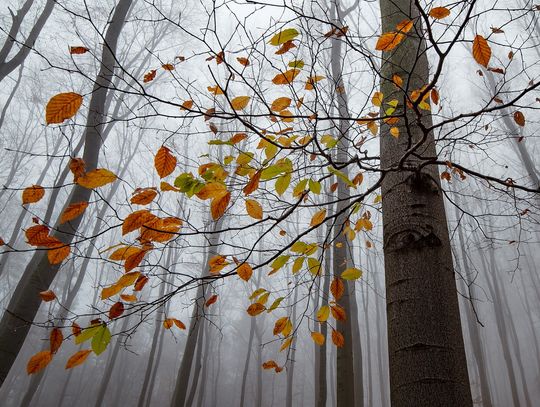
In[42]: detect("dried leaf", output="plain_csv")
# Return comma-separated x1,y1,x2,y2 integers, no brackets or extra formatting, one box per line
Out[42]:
45,92,83,125
60,201,88,224
27,351,52,374
77,168,117,189
50,328,63,354
472,35,491,67
22,185,45,204
65,350,92,369
245,199,263,220
155,146,177,178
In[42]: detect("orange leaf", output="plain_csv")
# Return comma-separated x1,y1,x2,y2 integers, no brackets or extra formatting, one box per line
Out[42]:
65,349,92,369
69,46,88,54
134,275,149,291
130,189,158,205
331,329,344,347
472,35,491,67
243,171,261,195
237,262,253,281
311,331,325,345
375,32,405,51
431,88,440,105
396,19,414,33
72,323,82,336
245,199,263,220
154,146,177,178
429,7,451,19
271,97,291,112
50,328,63,354
330,277,344,300
77,168,117,189
208,85,224,95
45,92,83,125
140,217,182,242
122,210,156,235
272,69,300,85
514,111,525,127
163,318,174,329
120,294,137,302
162,63,175,70
69,158,85,181
22,185,45,204
331,304,347,321
181,100,194,110
27,351,53,374
108,302,125,319
275,40,296,55
310,209,326,227
26,225,56,246
262,360,278,369
247,303,266,316
205,294,218,307
124,250,146,272
60,201,88,224
273,317,289,336
39,290,57,302
210,191,231,220
173,319,186,329
143,70,156,83
209,255,229,274
47,244,70,265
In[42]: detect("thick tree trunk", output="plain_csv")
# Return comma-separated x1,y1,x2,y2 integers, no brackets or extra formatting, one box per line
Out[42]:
378,1,472,406
0,0,133,387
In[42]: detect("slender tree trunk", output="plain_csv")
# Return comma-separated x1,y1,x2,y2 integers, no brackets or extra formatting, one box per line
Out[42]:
285,276,299,407
240,312,257,407
378,1,472,406
0,0,133,387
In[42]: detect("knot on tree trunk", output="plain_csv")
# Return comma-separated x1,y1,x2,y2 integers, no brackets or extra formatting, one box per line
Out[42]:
385,226,442,252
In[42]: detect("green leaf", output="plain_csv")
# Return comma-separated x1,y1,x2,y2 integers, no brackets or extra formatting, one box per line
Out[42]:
321,134,338,149
74,325,101,345
269,28,299,46
309,179,321,194
271,255,290,271
290,241,307,253
292,257,305,274
249,288,267,300
307,257,322,275
341,267,363,280
275,173,291,196
288,60,304,69
327,166,355,188
91,325,111,356
267,297,284,312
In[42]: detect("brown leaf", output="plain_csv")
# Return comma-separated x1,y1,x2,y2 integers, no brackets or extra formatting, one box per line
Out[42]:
275,40,296,55
134,275,149,291
50,328,63,354
472,35,491,67
108,302,125,319
272,69,300,85
330,277,344,300
27,351,53,374
143,70,156,83
210,191,231,220
237,57,249,66
69,158,85,181
60,201,88,224
514,111,525,127
154,146,177,178
65,350,92,369
39,290,57,302
245,199,263,220
247,303,266,316
47,244,70,265
429,6,450,19
69,46,88,54
331,304,347,321
22,185,45,205
332,329,344,347
237,262,253,281
205,294,218,307
122,210,156,235
130,189,158,205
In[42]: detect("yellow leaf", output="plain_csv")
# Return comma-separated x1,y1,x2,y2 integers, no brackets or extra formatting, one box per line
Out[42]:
45,92,83,125
375,32,405,51
310,209,326,227
372,91,383,107
155,146,177,178
317,305,330,322
472,35,491,67
311,331,325,346
279,337,293,351
77,168,117,189
429,7,451,19
273,317,289,336
341,267,363,280
117,272,141,288
60,201,88,224
65,350,92,369
27,351,53,374
22,185,45,204
246,199,263,220
208,85,224,95
231,96,251,110
269,28,299,46
390,127,399,138
271,97,291,112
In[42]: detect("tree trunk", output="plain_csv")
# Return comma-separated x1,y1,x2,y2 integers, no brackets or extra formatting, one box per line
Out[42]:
378,1,472,406
0,0,133,387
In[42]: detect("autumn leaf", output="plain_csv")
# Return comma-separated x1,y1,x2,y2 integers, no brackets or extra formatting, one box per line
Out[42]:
237,262,253,281
210,191,231,220
163,318,174,329
514,111,525,127
305,75,325,90
108,302,124,319
341,267,363,280
40,290,57,302
70,46,88,54
390,127,400,138
65,350,92,369
262,360,278,369
310,209,326,227
311,331,325,345
429,7,451,19
134,275,149,291
208,85,224,95
50,328,63,354
279,337,293,351
396,19,414,33
47,244,70,265
120,294,137,302
247,303,266,316
122,210,156,235
271,97,291,112
22,185,45,205
155,146,177,178
245,199,263,220
269,28,299,46
130,189,158,205
332,329,344,347
77,168,117,189
272,69,300,85
330,277,344,300
472,35,491,67
209,255,229,274
181,100,194,110
205,294,218,307
162,63,174,70
331,304,346,321
27,351,53,374
237,57,249,66
317,305,330,322
275,40,296,55
273,317,289,336
375,32,405,51
243,172,261,195
431,88,440,105
26,225,55,246
231,96,251,110
69,158,85,181
60,201,88,224
143,70,156,83
45,92,83,125
173,319,186,329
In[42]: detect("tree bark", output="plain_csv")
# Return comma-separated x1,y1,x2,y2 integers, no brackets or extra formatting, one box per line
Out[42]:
378,1,473,406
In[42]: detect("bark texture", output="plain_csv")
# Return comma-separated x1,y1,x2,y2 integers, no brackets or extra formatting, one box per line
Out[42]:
378,1,473,406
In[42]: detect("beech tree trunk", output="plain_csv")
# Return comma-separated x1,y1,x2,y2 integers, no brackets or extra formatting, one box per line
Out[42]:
0,0,133,387
378,1,472,406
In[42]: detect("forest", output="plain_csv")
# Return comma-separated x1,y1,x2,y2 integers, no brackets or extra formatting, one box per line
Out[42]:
0,0,538,406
